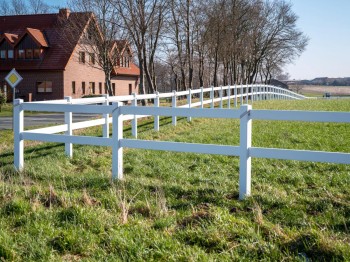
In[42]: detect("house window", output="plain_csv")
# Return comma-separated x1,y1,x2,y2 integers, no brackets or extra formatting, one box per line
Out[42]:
112,83,116,95
89,82,95,94
26,49,33,59
8,50,14,59
0,50,5,59
127,57,130,67
89,53,95,65
37,81,52,93
99,82,102,94
82,82,86,94
104,83,107,93
33,49,41,59
72,81,76,94
129,84,132,95
18,49,25,59
79,51,85,63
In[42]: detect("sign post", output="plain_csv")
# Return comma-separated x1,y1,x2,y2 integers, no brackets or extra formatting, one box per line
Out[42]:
5,68,23,129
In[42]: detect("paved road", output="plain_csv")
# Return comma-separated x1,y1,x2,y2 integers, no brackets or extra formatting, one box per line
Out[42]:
0,113,100,130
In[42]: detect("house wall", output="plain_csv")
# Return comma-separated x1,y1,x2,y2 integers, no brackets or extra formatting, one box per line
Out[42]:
112,75,139,95
64,47,107,98
64,47,139,98
0,70,63,101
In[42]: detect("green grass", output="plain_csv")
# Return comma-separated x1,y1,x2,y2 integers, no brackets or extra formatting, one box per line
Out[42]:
0,99,350,261
0,103,55,117
0,103,13,117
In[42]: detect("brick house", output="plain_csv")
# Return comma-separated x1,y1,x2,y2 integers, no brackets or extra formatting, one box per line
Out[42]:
0,9,140,101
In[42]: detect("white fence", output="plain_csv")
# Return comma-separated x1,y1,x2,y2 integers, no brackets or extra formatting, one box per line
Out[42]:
13,85,350,199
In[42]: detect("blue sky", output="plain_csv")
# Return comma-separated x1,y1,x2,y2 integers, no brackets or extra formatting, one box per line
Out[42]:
286,0,350,80
45,0,350,80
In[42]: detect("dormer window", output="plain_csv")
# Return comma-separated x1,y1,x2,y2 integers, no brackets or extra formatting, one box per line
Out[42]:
26,49,33,59
0,50,5,59
18,49,25,59
8,50,14,59
33,49,41,59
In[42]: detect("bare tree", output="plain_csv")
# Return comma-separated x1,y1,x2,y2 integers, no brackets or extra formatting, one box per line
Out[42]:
66,0,125,96
28,0,51,14
0,0,11,15
112,0,167,98
10,0,28,14
0,0,54,15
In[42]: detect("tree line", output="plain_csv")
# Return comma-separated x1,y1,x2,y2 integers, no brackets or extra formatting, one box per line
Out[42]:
0,0,52,15
1,0,309,94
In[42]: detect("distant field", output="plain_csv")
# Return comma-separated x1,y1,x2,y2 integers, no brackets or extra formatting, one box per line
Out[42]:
290,85,350,97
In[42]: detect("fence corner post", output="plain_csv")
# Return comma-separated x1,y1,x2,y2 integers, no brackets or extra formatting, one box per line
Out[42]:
239,104,252,200
172,90,177,126
132,93,137,138
14,99,24,171
154,91,160,131
64,96,73,158
103,94,109,138
112,102,123,180
187,89,192,122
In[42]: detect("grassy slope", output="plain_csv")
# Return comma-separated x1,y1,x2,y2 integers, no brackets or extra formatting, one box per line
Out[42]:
0,99,349,261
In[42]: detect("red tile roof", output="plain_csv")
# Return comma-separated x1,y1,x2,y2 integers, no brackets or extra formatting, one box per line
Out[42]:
115,62,140,76
0,12,91,71
3,33,18,44
0,11,139,77
26,28,49,47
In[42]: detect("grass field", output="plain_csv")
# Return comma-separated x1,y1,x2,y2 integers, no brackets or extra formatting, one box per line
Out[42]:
0,99,349,261
289,85,350,97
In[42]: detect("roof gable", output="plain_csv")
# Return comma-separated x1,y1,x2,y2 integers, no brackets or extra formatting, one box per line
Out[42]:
0,33,18,47
14,28,49,48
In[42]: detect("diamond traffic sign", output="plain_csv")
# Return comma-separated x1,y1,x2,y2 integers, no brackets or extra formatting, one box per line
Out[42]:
5,68,23,88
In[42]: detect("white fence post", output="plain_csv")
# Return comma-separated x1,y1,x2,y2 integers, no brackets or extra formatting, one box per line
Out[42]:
220,86,223,108
246,85,249,104
227,85,231,109
132,93,137,138
172,90,177,126
112,102,123,180
14,99,24,171
187,89,192,122
211,86,214,108
234,83,237,107
200,87,204,108
64,96,73,158
103,94,109,138
154,91,160,131
239,104,252,200
239,84,242,105
272,86,274,100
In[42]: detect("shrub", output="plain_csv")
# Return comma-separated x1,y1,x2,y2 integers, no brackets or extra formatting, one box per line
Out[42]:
0,91,6,112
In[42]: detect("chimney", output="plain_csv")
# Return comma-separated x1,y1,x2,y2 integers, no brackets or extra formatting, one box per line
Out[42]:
59,8,71,19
